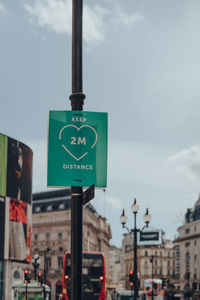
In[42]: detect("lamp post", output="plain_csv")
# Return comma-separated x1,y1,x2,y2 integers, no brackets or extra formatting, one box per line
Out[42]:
120,199,151,300
32,253,41,281
132,199,139,300
150,255,154,300
70,0,85,298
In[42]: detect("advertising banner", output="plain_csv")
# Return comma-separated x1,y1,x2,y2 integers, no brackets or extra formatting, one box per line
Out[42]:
8,198,32,262
0,197,5,259
0,133,32,262
6,137,32,204
48,111,108,188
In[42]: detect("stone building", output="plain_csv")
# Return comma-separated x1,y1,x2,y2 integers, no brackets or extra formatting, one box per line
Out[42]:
122,232,175,290
174,195,200,298
31,189,112,300
108,245,124,289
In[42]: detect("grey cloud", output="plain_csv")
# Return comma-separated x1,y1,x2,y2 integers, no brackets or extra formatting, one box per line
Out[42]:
169,146,200,180
22,0,144,45
0,3,6,14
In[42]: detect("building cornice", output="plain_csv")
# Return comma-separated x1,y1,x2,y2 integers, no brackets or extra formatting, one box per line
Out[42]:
174,232,200,243
33,189,70,200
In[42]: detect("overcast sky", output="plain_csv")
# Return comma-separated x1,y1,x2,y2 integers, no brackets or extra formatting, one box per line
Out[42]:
1,0,200,246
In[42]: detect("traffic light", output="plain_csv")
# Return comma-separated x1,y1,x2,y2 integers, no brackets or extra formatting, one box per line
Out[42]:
38,272,43,285
129,270,134,286
161,278,166,289
24,270,30,283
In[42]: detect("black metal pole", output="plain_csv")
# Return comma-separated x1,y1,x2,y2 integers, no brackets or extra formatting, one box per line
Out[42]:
151,256,154,300
43,251,47,284
25,282,27,300
43,284,46,300
34,261,37,281
70,0,85,300
134,212,138,300
70,188,83,300
33,258,38,280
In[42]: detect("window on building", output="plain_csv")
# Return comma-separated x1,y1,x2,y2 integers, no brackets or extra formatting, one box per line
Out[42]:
58,257,63,270
194,254,197,261
185,228,190,234
185,252,190,274
35,206,41,213
155,251,157,257
47,205,52,211
13,270,20,280
59,247,63,253
59,203,65,210
145,251,148,257
185,242,190,247
58,233,62,241
168,260,170,267
46,233,50,241
167,269,170,276
160,252,162,257
34,234,38,242
160,269,162,275
46,257,51,270
155,260,157,265
194,240,197,246
194,226,197,232
168,252,170,257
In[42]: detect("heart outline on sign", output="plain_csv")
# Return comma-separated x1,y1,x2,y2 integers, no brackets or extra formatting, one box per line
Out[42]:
59,125,98,161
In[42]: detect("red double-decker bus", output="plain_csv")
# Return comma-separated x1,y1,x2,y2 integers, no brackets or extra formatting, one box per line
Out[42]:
61,252,106,300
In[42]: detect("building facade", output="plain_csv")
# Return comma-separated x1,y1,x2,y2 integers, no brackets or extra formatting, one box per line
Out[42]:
31,189,112,300
175,196,200,299
108,245,124,289
122,232,175,290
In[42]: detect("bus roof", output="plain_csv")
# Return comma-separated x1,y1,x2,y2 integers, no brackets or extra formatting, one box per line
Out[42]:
144,279,162,286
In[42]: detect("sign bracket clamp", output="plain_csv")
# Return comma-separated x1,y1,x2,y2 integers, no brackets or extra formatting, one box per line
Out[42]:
82,184,95,205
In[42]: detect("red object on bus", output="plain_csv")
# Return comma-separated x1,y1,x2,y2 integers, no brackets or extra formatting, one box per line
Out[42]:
62,252,106,300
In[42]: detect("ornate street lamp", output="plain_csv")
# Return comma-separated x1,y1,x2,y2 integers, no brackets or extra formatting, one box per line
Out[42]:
32,253,41,280
120,209,127,228
143,208,151,228
120,199,151,300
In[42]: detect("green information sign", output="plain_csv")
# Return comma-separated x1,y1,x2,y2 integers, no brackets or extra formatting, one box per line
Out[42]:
47,111,108,188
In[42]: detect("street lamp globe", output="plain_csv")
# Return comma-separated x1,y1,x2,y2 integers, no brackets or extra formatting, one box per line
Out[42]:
120,209,127,226
37,257,41,265
32,253,39,261
143,208,151,227
131,198,139,214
